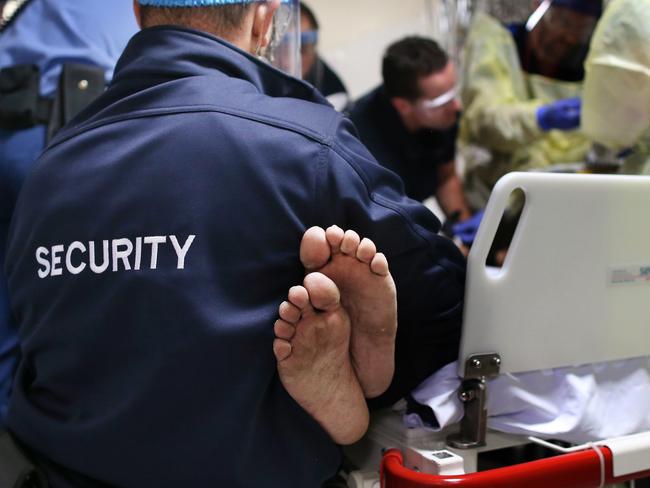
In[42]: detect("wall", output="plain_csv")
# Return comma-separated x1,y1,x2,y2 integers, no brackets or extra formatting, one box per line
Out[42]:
304,0,536,101
306,0,434,100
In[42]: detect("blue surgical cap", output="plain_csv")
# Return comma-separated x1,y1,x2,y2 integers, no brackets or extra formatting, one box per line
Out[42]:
552,0,603,17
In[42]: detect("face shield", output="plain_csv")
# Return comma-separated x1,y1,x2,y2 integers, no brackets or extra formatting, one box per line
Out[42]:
257,0,301,78
136,0,301,77
525,0,601,78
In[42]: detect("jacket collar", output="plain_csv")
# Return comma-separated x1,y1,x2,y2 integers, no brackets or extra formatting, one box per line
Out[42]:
112,25,327,105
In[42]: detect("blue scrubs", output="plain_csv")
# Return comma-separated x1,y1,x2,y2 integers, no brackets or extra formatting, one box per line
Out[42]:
6,27,465,487
0,0,137,426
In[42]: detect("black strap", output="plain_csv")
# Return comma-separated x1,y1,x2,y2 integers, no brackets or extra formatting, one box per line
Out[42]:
0,64,51,130
0,0,34,34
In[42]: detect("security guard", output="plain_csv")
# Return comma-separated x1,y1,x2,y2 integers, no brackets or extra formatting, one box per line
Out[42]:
5,0,465,486
0,0,137,429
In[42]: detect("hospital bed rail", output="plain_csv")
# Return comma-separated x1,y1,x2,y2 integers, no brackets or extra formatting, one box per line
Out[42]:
381,443,650,488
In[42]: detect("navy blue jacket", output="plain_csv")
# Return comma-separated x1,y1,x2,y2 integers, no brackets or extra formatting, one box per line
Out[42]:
0,0,137,427
6,27,465,488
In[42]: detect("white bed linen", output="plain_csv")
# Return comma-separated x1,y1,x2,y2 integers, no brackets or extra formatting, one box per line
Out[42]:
405,358,650,444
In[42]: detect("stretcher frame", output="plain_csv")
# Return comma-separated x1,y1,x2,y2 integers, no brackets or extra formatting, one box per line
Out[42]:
346,172,650,488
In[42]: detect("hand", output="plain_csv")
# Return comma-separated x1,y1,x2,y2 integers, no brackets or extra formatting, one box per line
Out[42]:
452,209,484,246
536,97,581,132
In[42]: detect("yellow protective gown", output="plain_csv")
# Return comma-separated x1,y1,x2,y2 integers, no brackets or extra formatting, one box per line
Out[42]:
459,12,591,209
582,0,650,175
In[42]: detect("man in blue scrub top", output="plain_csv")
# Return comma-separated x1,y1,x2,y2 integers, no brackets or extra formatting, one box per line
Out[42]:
0,0,138,426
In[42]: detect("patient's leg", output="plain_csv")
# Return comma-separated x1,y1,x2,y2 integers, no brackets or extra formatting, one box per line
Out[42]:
273,272,369,445
300,226,397,399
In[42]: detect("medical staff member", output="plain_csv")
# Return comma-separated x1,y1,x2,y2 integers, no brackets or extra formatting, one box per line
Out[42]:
299,2,348,111
350,37,479,246
5,0,465,486
582,0,650,176
0,0,137,428
460,0,602,209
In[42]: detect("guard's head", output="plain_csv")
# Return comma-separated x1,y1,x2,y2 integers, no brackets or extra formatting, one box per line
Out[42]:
383,36,460,132
133,0,301,75
135,0,278,51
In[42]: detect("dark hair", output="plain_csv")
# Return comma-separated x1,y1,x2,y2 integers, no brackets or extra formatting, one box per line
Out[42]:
139,5,254,34
382,36,449,100
299,2,319,30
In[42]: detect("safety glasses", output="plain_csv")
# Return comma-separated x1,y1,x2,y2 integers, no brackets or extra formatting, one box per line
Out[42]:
417,85,459,110
300,30,318,46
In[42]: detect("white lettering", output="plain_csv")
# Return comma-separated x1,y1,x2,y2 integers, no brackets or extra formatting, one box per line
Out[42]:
36,247,51,279
65,241,87,275
50,245,64,276
134,237,142,271
144,236,166,270
35,234,196,278
112,238,133,272
169,235,196,270
89,240,110,274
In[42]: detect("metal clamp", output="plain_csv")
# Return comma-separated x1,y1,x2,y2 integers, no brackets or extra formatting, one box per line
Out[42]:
447,353,501,449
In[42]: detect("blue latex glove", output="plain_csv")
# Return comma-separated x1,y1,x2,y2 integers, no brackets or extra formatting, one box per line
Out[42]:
452,209,485,246
536,97,582,132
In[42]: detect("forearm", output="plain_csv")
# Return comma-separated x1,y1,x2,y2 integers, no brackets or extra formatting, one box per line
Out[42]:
463,100,543,154
435,170,472,220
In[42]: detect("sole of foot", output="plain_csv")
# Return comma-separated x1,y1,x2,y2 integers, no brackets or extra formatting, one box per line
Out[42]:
273,272,369,445
299,226,397,399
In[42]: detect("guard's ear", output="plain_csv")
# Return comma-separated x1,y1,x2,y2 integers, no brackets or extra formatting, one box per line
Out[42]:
133,0,142,28
252,0,281,49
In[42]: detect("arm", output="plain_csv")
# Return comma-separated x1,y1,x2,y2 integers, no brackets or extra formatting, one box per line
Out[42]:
461,13,543,153
435,161,472,221
320,118,466,408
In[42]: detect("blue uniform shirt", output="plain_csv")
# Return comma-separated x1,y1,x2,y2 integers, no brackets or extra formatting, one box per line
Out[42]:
0,0,138,97
6,26,465,487
0,0,138,427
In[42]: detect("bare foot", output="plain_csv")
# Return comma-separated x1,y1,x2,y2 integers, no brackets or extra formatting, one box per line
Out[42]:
273,272,369,445
300,226,397,399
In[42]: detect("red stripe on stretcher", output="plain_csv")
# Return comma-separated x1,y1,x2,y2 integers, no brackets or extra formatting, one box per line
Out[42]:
381,447,650,488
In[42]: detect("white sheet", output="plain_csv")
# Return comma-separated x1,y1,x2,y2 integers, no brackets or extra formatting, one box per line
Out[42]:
405,357,650,444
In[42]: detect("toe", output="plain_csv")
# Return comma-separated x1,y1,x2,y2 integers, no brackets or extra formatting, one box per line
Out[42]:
303,272,341,312
279,301,301,324
274,320,296,340
370,252,390,276
300,226,330,271
356,238,377,264
273,338,293,362
340,230,361,256
325,225,345,253
288,286,310,310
